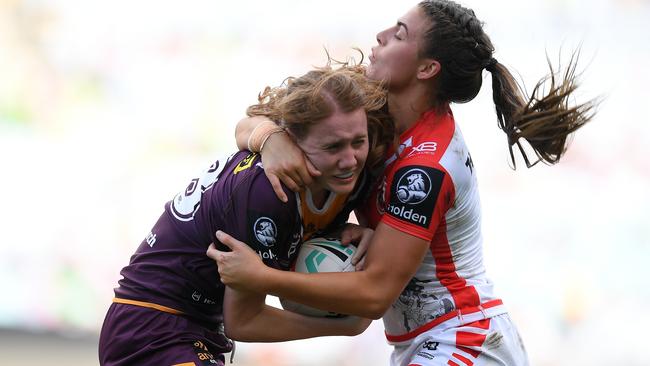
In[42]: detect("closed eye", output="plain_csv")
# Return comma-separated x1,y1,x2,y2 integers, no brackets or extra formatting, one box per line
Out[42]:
352,138,366,147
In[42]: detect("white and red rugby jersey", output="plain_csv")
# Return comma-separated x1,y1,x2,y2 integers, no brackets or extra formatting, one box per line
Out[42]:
359,107,503,343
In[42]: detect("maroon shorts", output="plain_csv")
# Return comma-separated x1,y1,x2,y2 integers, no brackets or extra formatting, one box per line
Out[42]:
99,302,232,366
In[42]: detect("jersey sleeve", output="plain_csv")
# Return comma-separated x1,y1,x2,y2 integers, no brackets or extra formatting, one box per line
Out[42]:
221,172,300,269
380,160,455,242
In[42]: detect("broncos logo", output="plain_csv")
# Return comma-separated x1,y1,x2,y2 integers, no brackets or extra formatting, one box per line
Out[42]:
254,217,277,247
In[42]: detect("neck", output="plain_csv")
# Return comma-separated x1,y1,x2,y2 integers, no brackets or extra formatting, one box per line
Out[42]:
306,185,329,210
388,84,439,135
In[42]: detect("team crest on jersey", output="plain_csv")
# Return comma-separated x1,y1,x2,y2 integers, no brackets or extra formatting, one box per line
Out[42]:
253,217,277,247
387,166,444,228
395,168,432,204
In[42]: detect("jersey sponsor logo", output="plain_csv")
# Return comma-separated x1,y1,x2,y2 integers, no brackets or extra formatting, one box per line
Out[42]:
287,228,302,257
191,291,217,305
423,341,439,351
233,153,257,174
406,141,437,158
257,249,277,260
253,217,277,247
191,340,220,365
395,168,432,204
387,166,444,228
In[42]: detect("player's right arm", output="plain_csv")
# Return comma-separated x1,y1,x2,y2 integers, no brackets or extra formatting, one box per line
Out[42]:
234,116,320,202
222,286,371,342
209,222,431,319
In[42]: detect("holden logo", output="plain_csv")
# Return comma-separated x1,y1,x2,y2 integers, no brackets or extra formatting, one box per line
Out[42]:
395,168,431,204
254,217,277,247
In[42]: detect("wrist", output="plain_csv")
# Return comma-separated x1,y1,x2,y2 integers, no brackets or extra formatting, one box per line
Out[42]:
254,265,278,294
248,119,285,152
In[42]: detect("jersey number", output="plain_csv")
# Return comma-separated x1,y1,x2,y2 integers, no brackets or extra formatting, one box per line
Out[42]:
170,160,225,221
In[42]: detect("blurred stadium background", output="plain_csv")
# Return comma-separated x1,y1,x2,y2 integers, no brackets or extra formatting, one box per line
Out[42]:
1,0,649,364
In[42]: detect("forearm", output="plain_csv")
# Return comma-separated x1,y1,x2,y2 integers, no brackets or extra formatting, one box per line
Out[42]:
259,268,390,319
234,115,277,151
213,224,429,320
223,287,367,342
252,224,429,319
234,305,368,342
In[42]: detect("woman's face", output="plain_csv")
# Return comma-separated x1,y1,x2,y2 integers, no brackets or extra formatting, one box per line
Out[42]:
367,6,430,90
297,107,369,196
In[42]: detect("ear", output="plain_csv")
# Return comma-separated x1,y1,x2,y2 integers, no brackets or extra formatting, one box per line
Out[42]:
416,59,440,80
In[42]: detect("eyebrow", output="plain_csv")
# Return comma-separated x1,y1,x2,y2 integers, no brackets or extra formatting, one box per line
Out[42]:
397,21,409,35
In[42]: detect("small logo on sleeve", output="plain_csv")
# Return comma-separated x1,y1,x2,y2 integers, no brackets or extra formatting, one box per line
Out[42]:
387,166,444,228
407,141,438,158
395,168,432,204
253,217,277,247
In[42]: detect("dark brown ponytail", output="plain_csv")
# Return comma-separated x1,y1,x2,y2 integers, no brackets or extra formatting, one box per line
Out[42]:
487,52,596,167
419,0,597,168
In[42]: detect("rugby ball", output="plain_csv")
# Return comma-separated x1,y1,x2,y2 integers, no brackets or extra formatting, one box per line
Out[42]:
280,237,356,317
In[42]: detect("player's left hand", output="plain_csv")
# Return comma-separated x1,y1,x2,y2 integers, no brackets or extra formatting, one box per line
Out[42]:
340,224,374,271
207,230,268,292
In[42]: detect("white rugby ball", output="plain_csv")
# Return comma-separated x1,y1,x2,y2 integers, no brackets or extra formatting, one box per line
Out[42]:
280,237,356,317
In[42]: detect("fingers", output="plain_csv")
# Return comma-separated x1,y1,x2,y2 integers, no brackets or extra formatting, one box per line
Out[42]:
286,169,307,191
354,256,366,271
351,232,369,263
206,242,228,264
295,166,313,189
340,228,354,246
206,243,219,260
268,174,288,203
271,169,300,193
340,223,359,246
215,230,243,250
295,154,318,187
305,156,321,177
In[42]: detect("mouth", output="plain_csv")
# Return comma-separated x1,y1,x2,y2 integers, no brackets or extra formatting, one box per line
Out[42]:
369,53,376,64
334,171,355,180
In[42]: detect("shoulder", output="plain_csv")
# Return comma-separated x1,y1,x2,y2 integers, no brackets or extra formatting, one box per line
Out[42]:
229,157,297,214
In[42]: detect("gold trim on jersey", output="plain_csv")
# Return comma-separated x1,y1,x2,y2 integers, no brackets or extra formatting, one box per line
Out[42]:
112,297,184,315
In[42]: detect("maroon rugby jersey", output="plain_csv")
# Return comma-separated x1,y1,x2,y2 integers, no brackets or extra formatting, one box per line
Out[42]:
115,151,302,325
114,151,365,328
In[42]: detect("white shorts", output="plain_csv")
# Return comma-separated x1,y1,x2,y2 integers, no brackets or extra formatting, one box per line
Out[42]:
389,313,528,366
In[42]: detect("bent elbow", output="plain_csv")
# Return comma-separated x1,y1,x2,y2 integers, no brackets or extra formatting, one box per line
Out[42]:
365,304,388,320
362,295,391,320
224,325,255,342
223,323,241,341
223,317,250,341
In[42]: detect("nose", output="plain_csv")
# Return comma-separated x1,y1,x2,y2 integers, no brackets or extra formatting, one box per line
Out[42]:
376,28,388,46
338,146,358,170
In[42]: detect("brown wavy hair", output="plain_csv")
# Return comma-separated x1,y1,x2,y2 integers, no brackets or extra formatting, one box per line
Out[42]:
418,0,597,168
246,58,394,176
